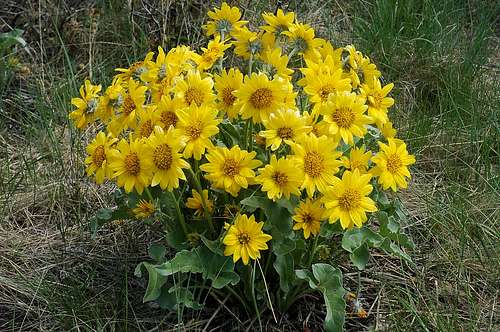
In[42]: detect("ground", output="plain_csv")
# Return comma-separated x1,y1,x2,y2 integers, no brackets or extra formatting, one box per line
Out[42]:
0,0,498,331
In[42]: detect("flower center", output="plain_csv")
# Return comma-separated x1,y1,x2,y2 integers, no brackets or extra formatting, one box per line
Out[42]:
332,107,355,129
92,145,106,167
318,85,334,102
338,188,362,211
223,158,240,177
350,159,365,171
122,95,136,116
386,153,403,173
250,88,273,109
186,121,203,139
293,37,309,52
124,152,140,175
139,120,153,138
304,151,324,178
202,52,215,65
302,213,314,225
184,87,204,106
160,111,178,128
272,171,288,186
216,19,232,33
237,232,251,245
277,127,294,140
86,98,98,114
222,87,236,106
153,144,173,170
368,94,383,108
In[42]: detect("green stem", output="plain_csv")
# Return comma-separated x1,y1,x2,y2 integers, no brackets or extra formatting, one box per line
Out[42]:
243,120,250,150
307,235,320,267
248,121,254,151
250,262,262,329
218,31,225,71
170,191,188,238
144,187,154,202
188,168,215,235
224,285,250,314
248,53,253,75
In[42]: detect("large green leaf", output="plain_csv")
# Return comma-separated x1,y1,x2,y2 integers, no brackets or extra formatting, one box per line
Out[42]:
135,262,167,302
273,253,295,292
296,263,346,332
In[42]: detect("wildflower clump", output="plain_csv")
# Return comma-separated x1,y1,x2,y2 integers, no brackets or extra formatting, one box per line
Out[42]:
70,3,415,331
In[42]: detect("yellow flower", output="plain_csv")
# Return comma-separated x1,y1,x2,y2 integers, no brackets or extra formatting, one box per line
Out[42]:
200,146,262,197
256,156,302,201
261,8,295,36
303,69,352,113
132,199,155,219
196,36,231,71
360,78,394,125
177,104,220,160
108,137,153,194
146,126,189,190
290,134,342,197
84,131,117,184
344,45,381,88
341,146,372,173
379,120,397,139
97,78,124,123
204,2,247,37
303,111,334,140
214,68,243,119
321,92,373,145
157,94,182,130
107,78,148,135
173,70,215,107
186,189,214,216
234,72,288,123
282,23,322,60
299,52,343,87
259,47,294,79
232,27,263,59
260,108,311,151
134,106,161,139
70,79,101,129
322,169,378,229
223,214,272,265
371,139,415,191
292,199,325,239
115,51,154,82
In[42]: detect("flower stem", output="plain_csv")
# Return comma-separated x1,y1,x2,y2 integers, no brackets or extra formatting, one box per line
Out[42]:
169,191,188,238
307,235,320,267
250,262,262,329
144,187,154,203
248,53,253,75
218,31,225,71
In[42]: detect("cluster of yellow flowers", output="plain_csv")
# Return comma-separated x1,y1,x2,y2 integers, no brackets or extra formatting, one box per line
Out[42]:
71,3,415,266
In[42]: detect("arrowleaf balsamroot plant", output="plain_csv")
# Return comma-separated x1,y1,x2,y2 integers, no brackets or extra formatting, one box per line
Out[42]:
70,3,416,331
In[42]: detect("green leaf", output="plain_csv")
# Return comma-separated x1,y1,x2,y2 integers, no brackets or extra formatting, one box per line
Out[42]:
148,243,166,262
155,249,203,276
273,253,295,292
296,264,346,332
143,262,167,302
157,285,177,310
342,227,383,252
155,246,239,289
195,246,239,289
350,243,369,270
167,285,202,310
